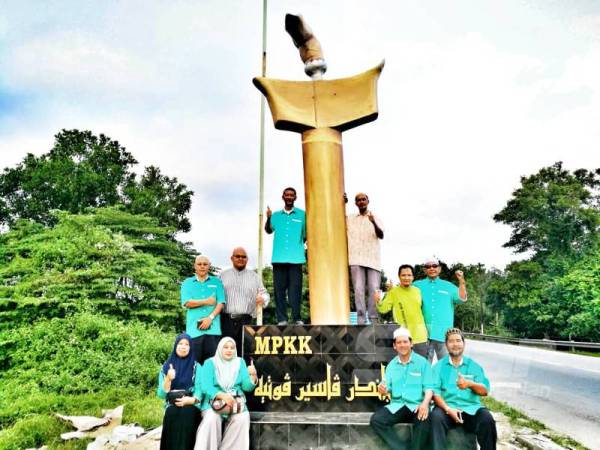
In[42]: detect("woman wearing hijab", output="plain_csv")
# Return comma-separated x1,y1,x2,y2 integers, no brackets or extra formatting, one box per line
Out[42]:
195,336,258,450
157,333,203,450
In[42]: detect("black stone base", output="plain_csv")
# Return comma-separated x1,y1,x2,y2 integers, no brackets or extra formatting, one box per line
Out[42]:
244,325,477,449
250,412,477,450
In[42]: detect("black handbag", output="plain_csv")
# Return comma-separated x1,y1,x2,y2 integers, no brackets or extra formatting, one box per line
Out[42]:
166,389,192,404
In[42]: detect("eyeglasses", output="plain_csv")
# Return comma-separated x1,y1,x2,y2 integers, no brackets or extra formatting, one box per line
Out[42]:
424,264,439,269
233,255,247,259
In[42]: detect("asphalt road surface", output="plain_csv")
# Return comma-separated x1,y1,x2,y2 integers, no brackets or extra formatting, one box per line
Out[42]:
464,339,600,450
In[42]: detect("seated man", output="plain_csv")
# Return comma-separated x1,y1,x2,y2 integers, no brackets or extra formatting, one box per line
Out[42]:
375,264,429,358
370,327,432,450
431,328,497,450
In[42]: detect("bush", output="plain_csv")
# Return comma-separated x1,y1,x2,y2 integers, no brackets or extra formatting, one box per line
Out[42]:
0,312,173,428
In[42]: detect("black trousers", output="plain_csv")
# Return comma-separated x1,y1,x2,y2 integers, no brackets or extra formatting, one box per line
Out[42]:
370,405,431,450
431,406,497,450
191,334,219,364
273,263,303,323
160,404,201,450
221,313,253,363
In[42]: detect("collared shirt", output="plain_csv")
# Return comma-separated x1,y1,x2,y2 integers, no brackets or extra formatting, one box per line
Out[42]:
346,212,383,270
432,355,490,415
180,275,226,338
270,208,306,264
376,286,428,344
413,277,463,342
220,267,270,317
385,351,434,413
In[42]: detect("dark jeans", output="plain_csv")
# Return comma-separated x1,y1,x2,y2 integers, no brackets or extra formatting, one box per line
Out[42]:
370,405,430,450
431,406,497,450
191,334,219,364
412,342,429,359
273,263,303,322
427,340,448,363
221,312,253,363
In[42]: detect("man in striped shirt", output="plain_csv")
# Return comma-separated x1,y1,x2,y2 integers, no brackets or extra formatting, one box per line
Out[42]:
220,247,270,360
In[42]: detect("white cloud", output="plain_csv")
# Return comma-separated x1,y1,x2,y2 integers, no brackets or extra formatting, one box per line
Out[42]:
1,0,600,279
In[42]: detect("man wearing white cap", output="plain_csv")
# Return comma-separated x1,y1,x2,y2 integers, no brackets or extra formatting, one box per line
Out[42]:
413,257,467,362
370,327,433,450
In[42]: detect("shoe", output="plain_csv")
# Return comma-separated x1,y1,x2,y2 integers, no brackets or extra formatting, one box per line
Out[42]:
295,320,304,325
277,321,288,326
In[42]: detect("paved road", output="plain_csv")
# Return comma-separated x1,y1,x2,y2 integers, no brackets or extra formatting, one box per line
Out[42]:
464,339,600,450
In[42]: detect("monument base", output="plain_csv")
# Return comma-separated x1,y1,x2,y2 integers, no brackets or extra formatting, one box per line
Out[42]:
244,324,477,450
250,411,476,449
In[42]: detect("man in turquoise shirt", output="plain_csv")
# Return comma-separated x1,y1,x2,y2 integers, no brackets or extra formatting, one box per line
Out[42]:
370,327,433,450
180,255,226,364
413,256,467,362
431,328,497,450
265,187,306,325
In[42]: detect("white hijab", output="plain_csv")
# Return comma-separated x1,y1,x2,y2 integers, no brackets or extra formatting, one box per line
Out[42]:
212,337,241,392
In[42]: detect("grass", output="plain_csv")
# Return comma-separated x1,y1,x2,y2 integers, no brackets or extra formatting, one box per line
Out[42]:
484,396,589,450
0,392,163,450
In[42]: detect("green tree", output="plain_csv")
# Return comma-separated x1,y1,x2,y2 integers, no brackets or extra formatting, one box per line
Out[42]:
490,162,600,339
0,129,193,232
123,165,192,234
493,161,600,257
546,242,600,341
0,207,194,330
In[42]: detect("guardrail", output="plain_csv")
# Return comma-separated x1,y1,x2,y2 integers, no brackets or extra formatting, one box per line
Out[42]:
464,333,600,351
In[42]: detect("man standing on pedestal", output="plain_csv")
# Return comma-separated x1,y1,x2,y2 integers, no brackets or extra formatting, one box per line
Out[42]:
347,192,384,324
265,187,306,325
220,246,270,359
413,257,467,362
370,327,432,450
180,255,226,364
430,328,497,450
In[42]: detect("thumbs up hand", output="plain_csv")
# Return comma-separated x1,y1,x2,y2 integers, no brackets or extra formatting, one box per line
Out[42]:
167,363,176,381
456,373,470,390
248,359,258,382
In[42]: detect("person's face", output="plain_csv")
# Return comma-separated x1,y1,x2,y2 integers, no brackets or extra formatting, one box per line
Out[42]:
355,194,369,213
231,248,248,270
282,189,297,207
399,268,414,287
222,341,236,360
446,333,465,357
176,339,191,358
424,262,441,279
393,336,412,357
194,257,210,277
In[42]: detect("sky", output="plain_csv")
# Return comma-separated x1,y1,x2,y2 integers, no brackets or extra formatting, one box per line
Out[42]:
1,0,600,279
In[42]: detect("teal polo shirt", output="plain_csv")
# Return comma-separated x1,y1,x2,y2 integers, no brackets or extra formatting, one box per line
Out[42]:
385,351,434,413
180,275,226,338
414,277,463,341
270,208,306,264
432,355,490,415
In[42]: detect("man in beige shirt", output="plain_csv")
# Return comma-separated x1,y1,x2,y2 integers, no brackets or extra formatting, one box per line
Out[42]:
347,192,384,324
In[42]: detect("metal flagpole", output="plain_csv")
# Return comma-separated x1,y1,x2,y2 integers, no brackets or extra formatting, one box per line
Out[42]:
256,0,267,326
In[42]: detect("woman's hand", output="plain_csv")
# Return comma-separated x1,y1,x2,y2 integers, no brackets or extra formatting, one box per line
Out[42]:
248,360,258,383
166,364,176,381
174,396,196,407
218,392,235,407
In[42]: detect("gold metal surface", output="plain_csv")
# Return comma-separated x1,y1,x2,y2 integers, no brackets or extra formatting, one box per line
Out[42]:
254,62,383,325
252,62,384,133
302,128,349,324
